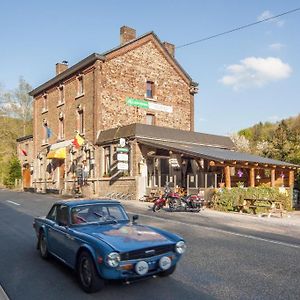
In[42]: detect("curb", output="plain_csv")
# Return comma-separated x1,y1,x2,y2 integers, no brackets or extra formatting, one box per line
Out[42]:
0,285,9,300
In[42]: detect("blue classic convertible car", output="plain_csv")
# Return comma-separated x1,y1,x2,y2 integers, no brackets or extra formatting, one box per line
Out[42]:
33,199,186,293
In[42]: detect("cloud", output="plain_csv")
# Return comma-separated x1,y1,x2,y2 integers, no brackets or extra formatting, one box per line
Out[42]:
257,10,285,27
269,43,285,51
219,57,292,90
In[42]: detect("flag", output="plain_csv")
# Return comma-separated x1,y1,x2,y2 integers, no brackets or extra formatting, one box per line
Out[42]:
21,149,27,156
46,127,52,138
72,133,84,149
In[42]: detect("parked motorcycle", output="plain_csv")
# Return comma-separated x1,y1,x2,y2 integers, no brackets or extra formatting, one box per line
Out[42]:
168,194,203,212
152,183,181,212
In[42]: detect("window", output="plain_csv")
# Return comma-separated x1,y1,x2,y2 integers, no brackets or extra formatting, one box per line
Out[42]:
146,81,154,98
43,119,49,144
47,205,57,221
58,85,64,104
56,205,69,226
58,113,64,140
146,113,155,125
77,109,84,134
42,94,48,112
77,76,84,96
104,146,111,176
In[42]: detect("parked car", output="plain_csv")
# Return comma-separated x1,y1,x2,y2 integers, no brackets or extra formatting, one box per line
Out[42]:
33,199,186,293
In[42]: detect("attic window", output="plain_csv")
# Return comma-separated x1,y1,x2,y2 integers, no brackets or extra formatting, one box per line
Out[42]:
146,81,154,99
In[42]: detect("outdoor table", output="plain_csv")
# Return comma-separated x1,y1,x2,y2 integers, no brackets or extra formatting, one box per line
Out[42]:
238,198,286,218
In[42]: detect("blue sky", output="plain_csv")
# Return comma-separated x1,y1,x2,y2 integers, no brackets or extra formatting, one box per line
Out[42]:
0,0,299,136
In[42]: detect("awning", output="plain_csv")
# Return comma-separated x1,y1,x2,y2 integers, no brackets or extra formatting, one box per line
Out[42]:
46,140,73,159
137,138,299,168
47,147,66,159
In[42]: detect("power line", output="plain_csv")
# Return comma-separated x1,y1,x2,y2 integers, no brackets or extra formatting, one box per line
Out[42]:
176,7,300,49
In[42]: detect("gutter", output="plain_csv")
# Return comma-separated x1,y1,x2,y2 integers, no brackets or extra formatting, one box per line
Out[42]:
29,53,105,97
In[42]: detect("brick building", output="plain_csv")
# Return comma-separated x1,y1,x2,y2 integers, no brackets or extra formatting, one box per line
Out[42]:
18,26,298,199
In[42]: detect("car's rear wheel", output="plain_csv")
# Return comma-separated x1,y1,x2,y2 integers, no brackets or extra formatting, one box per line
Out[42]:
39,231,49,259
78,251,105,293
159,264,176,277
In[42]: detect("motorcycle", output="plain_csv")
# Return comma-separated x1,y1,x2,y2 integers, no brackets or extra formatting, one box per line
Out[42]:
169,194,202,212
152,183,181,212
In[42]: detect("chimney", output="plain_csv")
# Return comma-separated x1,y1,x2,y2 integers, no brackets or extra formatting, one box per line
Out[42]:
56,62,68,75
163,42,175,57
120,26,136,45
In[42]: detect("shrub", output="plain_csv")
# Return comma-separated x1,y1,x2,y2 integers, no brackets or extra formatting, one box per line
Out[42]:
211,186,292,212
3,156,22,188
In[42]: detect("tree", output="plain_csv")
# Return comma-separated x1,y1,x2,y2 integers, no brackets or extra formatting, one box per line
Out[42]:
268,120,293,161
3,156,22,188
230,133,250,152
1,77,33,136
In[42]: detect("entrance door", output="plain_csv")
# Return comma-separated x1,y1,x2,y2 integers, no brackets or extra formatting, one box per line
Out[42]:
59,161,65,191
23,168,31,188
138,162,147,199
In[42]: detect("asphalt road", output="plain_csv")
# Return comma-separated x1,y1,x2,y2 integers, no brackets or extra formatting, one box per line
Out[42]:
1,190,300,300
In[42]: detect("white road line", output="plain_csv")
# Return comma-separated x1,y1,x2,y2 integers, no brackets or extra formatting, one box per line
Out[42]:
128,211,300,250
6,200,20,206
0,284,10,300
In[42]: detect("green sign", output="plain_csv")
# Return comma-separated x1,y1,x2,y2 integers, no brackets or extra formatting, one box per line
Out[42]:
117,147,129,153
126,97,149,109
126,97,173,113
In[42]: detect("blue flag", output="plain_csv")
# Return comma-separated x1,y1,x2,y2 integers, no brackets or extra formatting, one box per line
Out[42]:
46,127,52,138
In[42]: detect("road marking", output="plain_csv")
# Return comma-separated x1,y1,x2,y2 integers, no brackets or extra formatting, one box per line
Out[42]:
6,200,20,206
0,284,10,300
128,211,300,250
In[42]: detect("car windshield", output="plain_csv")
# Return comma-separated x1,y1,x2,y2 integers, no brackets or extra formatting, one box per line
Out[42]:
70,203,129,225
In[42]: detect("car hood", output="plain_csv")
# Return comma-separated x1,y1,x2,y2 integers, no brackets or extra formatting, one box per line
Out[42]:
75,223,172,252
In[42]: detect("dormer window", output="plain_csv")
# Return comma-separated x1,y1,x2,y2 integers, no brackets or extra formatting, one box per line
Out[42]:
146,81,154,99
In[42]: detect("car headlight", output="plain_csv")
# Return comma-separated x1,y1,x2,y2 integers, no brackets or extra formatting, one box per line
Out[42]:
106,252,121,268
175,241,186,254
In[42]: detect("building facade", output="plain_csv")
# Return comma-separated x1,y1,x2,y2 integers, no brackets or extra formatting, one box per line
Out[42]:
26,26,198,198
17,26,298,200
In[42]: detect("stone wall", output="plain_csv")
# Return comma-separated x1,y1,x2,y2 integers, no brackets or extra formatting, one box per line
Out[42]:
100,40,192,131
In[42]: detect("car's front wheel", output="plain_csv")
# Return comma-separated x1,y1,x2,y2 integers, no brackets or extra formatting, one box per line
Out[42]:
158,264,176,277
39,231,49,259
78,251,105,293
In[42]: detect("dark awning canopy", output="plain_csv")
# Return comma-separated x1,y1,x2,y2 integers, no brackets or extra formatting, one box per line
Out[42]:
138,138,299,169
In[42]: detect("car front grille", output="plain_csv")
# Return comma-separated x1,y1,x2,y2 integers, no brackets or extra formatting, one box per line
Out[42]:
120,244,174,261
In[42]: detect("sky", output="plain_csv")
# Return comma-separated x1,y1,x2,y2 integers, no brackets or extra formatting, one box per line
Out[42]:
0,0,299,136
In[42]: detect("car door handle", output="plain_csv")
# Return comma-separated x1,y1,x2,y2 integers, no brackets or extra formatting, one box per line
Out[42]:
65,234,74,241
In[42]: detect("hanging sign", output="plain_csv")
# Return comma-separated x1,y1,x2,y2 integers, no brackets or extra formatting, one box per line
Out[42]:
117,162,129,171
117,153,128,161
117,147,129,153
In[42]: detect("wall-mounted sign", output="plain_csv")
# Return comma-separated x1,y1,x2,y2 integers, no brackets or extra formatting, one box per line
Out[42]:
126,97,173,113
169,158,180,168
117,162,129,171
117,147,129,153
117,153,128,162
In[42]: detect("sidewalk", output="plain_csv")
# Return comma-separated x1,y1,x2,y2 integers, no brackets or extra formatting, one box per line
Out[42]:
118,198,300,228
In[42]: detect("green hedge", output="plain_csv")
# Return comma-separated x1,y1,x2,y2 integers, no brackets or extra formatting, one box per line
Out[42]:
211,185,292,213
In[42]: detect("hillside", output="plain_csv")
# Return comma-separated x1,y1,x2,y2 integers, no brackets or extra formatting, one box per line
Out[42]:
0,116,32,184
237,113,300,165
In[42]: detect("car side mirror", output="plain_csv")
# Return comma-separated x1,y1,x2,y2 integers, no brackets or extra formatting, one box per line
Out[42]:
132,215,139,224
